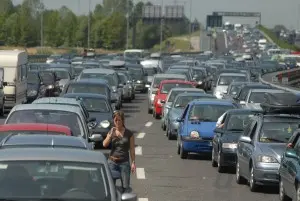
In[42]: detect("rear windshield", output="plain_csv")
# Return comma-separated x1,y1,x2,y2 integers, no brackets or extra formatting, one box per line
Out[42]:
67,84,107,96
161,83,193,94
153,77,185,88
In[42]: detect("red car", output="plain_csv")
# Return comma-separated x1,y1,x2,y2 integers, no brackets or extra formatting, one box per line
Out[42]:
152,80,195,119
0,123,72,137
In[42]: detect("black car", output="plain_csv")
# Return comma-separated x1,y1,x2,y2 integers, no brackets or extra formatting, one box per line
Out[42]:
212,109,262,172
127,64,148,93
191,66,212,91
37,71,61,98
26,71,43,103
63,93,113,149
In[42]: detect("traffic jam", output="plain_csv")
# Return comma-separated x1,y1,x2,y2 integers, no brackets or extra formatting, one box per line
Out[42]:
0,24,300,201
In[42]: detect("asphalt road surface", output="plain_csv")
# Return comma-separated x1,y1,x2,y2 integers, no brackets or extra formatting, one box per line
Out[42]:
115,94,278,201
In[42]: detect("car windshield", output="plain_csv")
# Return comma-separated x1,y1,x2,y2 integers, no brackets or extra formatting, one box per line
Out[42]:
248,92,266,103
39,72,54,85
81,98,110,113
27,72,39,84
50,71,69,80
173,96,209,108
67,84,107,96
238,86,269,100
118,75,128,83
229,85,242,96
218,76,247,86
80,73,115,86
188,105,233,121
226,114,254,131
167,70,189,78
144,68,157,76
6,110,84,137
0,161,109,200
260,122,299,143
128,68,143,80
161,83,193,94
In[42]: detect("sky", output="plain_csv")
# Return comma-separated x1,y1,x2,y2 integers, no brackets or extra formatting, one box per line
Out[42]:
12,0,300,30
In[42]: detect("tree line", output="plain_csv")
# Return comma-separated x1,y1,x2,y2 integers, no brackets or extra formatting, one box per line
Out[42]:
0,0,198,50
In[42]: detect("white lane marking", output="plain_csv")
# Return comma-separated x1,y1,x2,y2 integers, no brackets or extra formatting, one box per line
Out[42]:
135,146,142,155
224,32,228,49
136,168,146,179
136,132,145,139
145,121,153,127
138,198,149,201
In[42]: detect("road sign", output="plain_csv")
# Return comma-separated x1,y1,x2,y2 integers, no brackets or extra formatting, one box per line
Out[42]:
142,5,162,18
206,15,222,29
212,11,261,17
272,76,278,83
282,77,289,85
165,5,184,19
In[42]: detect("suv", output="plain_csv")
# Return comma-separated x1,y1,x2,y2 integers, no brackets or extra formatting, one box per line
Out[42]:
236,92,300,192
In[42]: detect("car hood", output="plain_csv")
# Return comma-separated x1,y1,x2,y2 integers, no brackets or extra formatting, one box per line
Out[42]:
146,76,153,83
257,143,286,162
59,79,69,86
88,112,113,123
187,121,216,138
245,103,262,110
221,132,243,143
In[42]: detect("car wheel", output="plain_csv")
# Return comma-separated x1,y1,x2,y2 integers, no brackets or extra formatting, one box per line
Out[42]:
249,166,258,192
279,177,291,201
167,130,173,140
162,122,166,131
217,151,225,173
180,143,188,159
177,139,180,155
211,148,217,167
236,160,247,184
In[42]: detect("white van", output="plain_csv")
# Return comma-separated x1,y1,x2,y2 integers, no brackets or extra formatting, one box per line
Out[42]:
258,39,267,50
0,50,28,109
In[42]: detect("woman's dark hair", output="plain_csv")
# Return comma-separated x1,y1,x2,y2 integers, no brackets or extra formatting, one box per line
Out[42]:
113,110,125,127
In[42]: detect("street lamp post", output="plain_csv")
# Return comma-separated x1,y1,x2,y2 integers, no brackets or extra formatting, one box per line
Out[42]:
189,0,192,49
87,0,91,48
40,0,44,47
160,0,164,53
126,0,130,49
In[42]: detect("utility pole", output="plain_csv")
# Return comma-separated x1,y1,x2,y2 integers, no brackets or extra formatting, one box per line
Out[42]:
160,0,164,53
189,0,192,49
126,0,130,49
87,0,91,48
40,0,44,47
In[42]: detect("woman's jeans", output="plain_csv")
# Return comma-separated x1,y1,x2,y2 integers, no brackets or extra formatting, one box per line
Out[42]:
108,159,131,190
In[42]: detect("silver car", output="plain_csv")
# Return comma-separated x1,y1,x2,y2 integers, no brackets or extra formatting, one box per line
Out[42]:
161,88,205,131
147,74,187,114
118,72,133,102
241,89,285,110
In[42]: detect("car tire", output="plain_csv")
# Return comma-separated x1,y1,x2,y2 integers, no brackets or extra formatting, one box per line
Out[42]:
167,130,173,140
279,177,291,201
249,166,258,192
236,160,247,184
180,143,188,159
162,122,166,131
148,108,152,114
177,139,180,155
217,151,225,173
211,148,217,167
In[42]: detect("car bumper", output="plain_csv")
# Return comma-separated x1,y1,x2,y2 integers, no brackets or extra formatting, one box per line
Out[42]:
253,164,280,185
169,121,179,136
219,150,237,167
182,138,212,153
154,106,163,115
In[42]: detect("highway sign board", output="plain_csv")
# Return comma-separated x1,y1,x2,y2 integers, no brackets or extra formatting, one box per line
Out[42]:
206,15,222,28
282,77,289,85
165,5,184,19
142,5,162,18
272,76,278,83
212,11,261,17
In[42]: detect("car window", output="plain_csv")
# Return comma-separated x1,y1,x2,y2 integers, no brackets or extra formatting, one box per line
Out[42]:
188,104,234,122
81,98,110,113
218,76,247,86
67,84,107,96
27,72,40,84
248,92,265,103
226,114,254,131
6,110,84,137
0,161,110,200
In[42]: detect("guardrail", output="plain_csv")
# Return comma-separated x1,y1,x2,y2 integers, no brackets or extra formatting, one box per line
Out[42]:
260,68,300,94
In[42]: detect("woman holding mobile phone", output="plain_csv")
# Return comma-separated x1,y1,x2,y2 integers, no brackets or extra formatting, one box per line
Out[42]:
103,110,136,192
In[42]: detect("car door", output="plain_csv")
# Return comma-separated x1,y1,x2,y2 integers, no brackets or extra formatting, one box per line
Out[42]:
213,113,227,155
178,104,190,141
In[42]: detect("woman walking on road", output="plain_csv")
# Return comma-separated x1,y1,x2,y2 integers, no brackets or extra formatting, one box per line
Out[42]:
103,110,136,192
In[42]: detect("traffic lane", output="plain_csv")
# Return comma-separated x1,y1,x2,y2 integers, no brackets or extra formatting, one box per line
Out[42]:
215,32,226,55
136,110,278,200
200,31,211,52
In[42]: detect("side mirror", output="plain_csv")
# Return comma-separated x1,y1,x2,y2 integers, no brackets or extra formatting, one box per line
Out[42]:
240,101,246,105
88,134,103,142
2,82,7,86
121,193,137,201
239,136,252,144
176,117,183,122
285,149,298,159
214,128,224,133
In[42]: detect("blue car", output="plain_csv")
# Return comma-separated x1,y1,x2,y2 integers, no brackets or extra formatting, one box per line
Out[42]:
176,99,236,159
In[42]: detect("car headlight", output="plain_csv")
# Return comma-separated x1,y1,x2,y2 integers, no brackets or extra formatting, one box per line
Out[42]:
27,90,37,96
137,80,141,83
190,131,200,138
222,143,237,149
98,120,110,128
47,85,54,89
112,86,117,93
257,155,278,163
198,81,203,84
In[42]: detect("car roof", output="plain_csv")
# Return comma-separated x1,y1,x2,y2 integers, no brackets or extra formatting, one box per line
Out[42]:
10,104,81,114
249,89,284,93
169,88,204,92
0,147,106,163
82,68,115,74
153,74,186,78
190,99,234,105
219,73,246,76
0,123,71,134
63,93,108,100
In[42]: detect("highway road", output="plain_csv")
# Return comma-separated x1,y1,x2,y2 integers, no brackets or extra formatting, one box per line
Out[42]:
108,94,279,201
200,30,227,55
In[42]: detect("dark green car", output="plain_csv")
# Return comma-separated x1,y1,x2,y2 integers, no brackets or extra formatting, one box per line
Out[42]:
279,129,300,201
